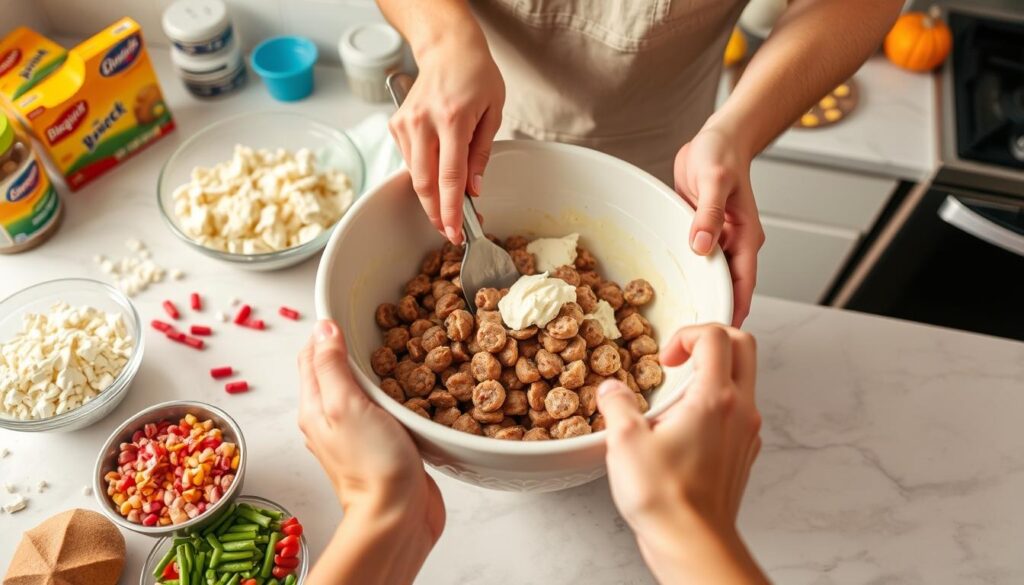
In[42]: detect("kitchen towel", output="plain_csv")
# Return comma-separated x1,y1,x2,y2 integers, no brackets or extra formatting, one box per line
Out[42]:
346,112,404,191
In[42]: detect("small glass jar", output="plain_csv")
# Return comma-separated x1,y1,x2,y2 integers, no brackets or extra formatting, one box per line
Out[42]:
338,23,405,103
0,113,62,254
162,0,234,55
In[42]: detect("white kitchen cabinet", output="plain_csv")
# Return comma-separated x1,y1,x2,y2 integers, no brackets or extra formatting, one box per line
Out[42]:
757,215,861,303
750,157,897,231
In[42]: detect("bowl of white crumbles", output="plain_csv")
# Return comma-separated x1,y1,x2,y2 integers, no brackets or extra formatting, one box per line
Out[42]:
0,278,143,432
157,111,365,271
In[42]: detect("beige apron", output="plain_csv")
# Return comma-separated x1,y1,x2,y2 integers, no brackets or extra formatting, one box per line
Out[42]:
474,0,749,184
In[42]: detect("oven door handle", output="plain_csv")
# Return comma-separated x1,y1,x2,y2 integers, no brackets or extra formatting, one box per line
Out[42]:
938,195,1024,257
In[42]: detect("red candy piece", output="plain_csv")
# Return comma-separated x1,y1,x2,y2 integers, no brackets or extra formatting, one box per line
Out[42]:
233,304,252,324
162,300,180,320
190,325,212,336
151,319,173,332
190,292,202,311
278,306,300,320
240,319,265,330
183,336,204,350
225,381,249,394
210,366,233,379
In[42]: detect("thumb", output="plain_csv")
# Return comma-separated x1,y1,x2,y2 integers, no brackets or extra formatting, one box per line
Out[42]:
689,168,732,256
597,380,649,445
312,320,368,417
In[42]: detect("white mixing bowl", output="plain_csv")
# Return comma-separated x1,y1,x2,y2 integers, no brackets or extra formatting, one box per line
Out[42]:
315,140,733,492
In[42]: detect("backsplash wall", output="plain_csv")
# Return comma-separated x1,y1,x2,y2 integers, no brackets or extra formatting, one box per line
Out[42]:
4,0,386,65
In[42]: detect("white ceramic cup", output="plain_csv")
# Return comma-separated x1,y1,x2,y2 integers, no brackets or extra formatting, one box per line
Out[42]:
315,140,733,492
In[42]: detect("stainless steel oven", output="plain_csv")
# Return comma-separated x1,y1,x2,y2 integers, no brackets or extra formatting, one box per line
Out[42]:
831,2,1024,341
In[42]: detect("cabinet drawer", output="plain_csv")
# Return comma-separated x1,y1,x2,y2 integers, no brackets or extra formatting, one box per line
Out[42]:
751,157,897,231
757,215,861,303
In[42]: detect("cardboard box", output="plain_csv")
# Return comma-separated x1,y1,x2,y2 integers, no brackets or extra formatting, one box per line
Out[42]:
13,18,174,191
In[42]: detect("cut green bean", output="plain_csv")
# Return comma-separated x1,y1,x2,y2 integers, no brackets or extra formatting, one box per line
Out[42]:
227,523,260,533
220,531,257,542
153,546,177,578
221,540,256,552
267,579,280,585
210,547,223,569
236,506,272,528
216,561,254,573
254,506,284,520
283,575,296,585
205,534,224,551
176,544,191,585
225,575,241,585
215,574,231,585
219,551,254,562
203,503,238,536
192,551,205,585
260,532,281,579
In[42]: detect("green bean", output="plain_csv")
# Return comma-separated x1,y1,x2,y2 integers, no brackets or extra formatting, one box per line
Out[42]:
176,544,190,585
192,551,205,585
253,506,284,520
215,574,231,585
203,503,238,537
236,506,272,528
221,540,256,552
162,581,180,585
205,534,224,551
260,532,281,579
220,531,257,542
215,561,254,573
153,546,177,578
210,547,223,569
219,551,254,562
225,575,241,585
267,579,281,585
283,575,296,585
227,523,260,533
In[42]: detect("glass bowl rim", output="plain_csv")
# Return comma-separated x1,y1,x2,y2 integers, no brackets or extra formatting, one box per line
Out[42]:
0,277,144,431
155,110,366,263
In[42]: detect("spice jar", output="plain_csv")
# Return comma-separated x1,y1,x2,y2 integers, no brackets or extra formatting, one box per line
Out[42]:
0,113,62,254
338,23,405,103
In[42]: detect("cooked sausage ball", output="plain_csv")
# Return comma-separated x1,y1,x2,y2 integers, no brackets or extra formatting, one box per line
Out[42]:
371,235,661,440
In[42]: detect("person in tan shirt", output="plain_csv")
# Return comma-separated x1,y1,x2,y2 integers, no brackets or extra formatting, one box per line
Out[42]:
378,0,903,325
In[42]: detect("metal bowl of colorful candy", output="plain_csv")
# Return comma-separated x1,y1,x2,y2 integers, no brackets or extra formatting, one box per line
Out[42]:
141,495,308,585
93,400,247,536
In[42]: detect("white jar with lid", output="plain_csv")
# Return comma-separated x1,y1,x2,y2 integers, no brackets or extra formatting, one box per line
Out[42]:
163,0,246,98
162,0,234,55
338,23,405,103
169,34,246,98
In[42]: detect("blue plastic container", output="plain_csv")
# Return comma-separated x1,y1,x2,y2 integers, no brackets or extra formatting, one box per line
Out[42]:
250,36,318,101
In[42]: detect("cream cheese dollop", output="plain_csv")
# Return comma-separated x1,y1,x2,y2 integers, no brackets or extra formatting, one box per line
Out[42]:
585,300,622,340
526,233,579,273
498,273,577,330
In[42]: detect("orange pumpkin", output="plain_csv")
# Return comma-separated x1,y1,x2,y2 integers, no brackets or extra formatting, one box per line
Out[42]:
884,7,952,72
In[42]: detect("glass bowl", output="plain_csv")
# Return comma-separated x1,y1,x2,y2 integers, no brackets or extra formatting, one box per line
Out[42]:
140,495,309,585
157,111,366,271
93,400,247,537
0,278,143,432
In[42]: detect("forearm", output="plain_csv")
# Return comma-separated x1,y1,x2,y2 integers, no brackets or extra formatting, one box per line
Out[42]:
710,0,902,157
375,0,486,57
306,503,433,585
640,511,770,585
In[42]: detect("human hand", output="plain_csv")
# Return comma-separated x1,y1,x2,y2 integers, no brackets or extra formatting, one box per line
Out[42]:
598,324,766,584
388,30,505,245
297,320,445,550
675,125,765,326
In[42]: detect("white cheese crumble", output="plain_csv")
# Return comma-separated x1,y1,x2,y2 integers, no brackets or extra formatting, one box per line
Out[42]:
526,233,579,273
82,485,93,496
0,447,9,458
2,494,27,513
172,145,355,254
0,302,133,421
215,311,228,323
36,480,47,493
94,238,170,297
3,482,15,493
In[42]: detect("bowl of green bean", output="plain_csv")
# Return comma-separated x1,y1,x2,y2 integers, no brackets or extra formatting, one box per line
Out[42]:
141,495,309,585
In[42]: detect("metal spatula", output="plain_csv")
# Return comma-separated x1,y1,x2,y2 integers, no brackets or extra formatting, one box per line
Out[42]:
386,73,520,312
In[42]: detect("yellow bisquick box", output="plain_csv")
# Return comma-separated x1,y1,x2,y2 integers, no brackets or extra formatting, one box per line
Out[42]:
0,27,67,119
13,17,174,191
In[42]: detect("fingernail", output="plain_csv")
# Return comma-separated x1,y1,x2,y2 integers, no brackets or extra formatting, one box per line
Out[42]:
445,226,457,243
598,380,621,396
471,174,482,195
692,231,713,255
314,320,337,343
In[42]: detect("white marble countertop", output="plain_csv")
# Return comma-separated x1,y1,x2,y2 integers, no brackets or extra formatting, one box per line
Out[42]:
5,46,1019,585
720,55,937,181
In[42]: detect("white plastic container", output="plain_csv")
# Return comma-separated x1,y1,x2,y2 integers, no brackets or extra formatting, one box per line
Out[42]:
163,0,245,98
162,0,233,55
338,23,405,103
169,35,246,98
